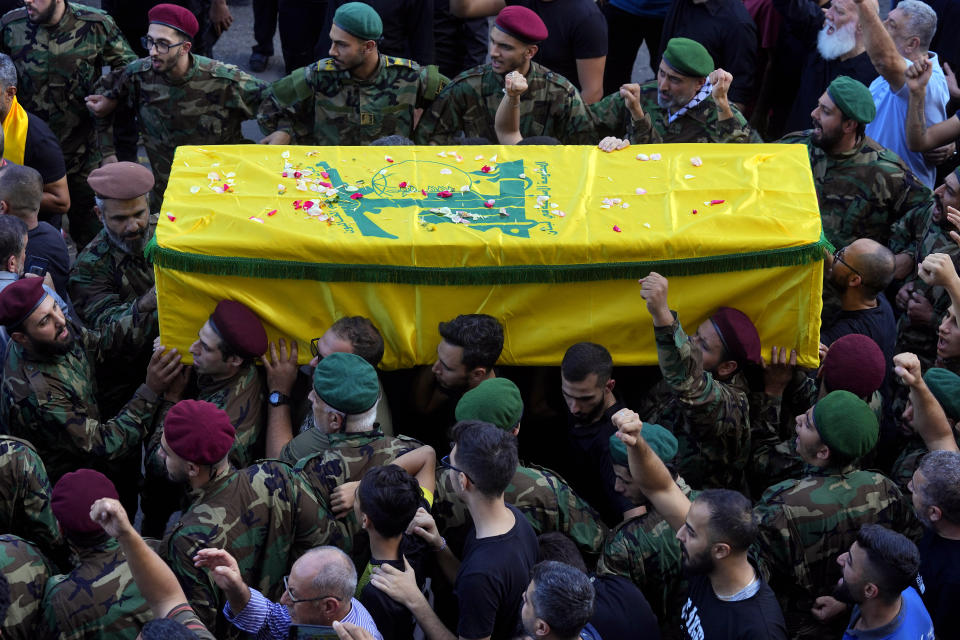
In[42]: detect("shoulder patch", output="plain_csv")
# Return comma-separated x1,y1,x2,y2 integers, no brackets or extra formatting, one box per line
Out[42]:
127,57,153,74
319,58,339,72
383,55,416,70
72,5,110,22
210,61,245,80
0,7,27,27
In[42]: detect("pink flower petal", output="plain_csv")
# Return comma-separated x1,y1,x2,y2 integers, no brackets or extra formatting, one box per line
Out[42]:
321,172,330,178
438,190,453,198
613,225,622,232
267,209,277,216
350,192,363,200
166,213,176,221
481,165,492,173
399,181,408,188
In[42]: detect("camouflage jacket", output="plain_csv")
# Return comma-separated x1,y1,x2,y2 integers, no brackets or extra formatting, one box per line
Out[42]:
637,315,751,491
0,436,65,564
413,61,596,145
433,461,609,564
0,3,135,175
590,83,762,144
41,537,151,639
96,55,267,205
258,55,446,145
0,314,160,483
778,132,932,248
0,534,52,640
162,461,347,638
754,463,919,639
68,225,155,329
595,478,694,633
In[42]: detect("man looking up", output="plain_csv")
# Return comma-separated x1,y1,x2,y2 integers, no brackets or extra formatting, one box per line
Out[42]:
259,2,447,146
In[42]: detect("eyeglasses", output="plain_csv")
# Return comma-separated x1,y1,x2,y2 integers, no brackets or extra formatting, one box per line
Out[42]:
440,455,473,483
283,575,342,604
310,336,323,359
833,246,862,278
141,36,188,54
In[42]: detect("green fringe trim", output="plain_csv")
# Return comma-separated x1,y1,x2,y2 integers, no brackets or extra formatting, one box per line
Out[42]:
145,234,831,285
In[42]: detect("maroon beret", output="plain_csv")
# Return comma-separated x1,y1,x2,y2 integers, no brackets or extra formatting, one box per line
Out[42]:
0,277,46,327
148,3,199,39
710,307,761,366
209,300,267,359
88,162,155,200
821,334,885,398
51,469,119,536
495,6,548,44
164,400,236,465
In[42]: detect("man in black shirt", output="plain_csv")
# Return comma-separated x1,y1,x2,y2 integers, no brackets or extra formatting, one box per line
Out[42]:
614,409,788,640
370,420,538,640
520,561,596,640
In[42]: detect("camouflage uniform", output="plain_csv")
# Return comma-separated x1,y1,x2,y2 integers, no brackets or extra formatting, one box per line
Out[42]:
0,3,136,246
589,82,762,144
258,55,447,146
637,315,751,491
0,310,160,487
747,376,816,498
162,460,347,638
0,436,65,564
433,461,608,564
413,61,597,145
41,536,152,639
0,534,52,640
754,463,919,639
95,55,267,208
778,132,932,248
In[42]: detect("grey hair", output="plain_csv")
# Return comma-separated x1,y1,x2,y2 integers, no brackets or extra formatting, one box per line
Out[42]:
0,54,16,90
306,546,357,601
344,400,378,432
897,0,938,51
918,450,960,524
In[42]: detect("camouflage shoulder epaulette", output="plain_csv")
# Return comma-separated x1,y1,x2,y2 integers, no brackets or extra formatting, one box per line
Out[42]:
450,64,488,83
125,57,154,75
0,7,27,27
391,432,426,447
71,3,112,22
759,477,799,503
383,55,417,70
43,572,70,593
317,58,339,72
0,434,39,454
422,64,448,101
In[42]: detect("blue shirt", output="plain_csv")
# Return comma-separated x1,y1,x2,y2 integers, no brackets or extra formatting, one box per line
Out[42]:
224,587,383,640
842,586,935,640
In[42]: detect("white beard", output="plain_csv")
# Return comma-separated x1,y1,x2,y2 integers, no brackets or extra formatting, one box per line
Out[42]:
817,19,858,60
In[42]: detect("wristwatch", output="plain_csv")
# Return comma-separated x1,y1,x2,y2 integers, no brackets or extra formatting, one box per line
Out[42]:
268,391,290,407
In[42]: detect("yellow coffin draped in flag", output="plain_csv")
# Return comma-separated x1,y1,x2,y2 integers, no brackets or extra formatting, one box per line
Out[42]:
149,144,826,369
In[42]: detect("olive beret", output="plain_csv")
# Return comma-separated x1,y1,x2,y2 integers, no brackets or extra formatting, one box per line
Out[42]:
826,76,876,124
813,390,879,461
455,377,523,432
333,2,383,41
313,352,380,414
923,368,960,421
662,37,714,78
608,423,678,466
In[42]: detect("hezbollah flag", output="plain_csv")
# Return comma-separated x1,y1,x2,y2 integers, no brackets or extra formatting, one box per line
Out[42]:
148,143,827,369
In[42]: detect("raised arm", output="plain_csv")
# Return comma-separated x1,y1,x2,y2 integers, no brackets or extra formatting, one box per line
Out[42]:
892,353,958,452
854,0,906,89
494,71,527,145
905,59,960,151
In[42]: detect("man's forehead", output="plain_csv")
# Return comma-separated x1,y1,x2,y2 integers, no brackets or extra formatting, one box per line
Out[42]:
561,372,600,391
818,92,836,109
103,195,148,217
147,23,182,41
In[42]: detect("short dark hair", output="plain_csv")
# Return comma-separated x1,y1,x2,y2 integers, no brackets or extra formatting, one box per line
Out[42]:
140,618,201,639
918,450,960,523
561,342,613,385
438,314,504,370
856,524,920,603
530,561,595,638
0,164,43,218
450,420,518,497
841,115,867,140
357,464,422,538
0,214,26,265
696,489,758,552
536,532,588,574
331,316,385,366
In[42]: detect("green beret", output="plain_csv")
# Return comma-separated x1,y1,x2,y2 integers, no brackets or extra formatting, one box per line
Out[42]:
923,368,960,420
455,378,523,432
826,76,876,124
312,352,380,414
333,2,382,41
662,37,714,78
608,423,679,466
812,390,879,461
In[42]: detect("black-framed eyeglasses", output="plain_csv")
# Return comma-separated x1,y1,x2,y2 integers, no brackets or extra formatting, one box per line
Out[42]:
440,455,473,483
833,246,862,278
310,336,322,359
141,36,188,54
283,575,342,604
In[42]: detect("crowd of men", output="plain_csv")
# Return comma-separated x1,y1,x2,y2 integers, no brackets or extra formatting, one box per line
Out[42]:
0,0,958,638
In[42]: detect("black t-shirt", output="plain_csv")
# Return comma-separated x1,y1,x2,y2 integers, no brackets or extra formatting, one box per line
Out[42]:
784,50,878,134
916,528,960,638
26,222,71,307
359,530,429,640
24,112,67,184
591,574,660,640
820,293,897,401
455,503,538,640
681,575,787,640
505,0,608,89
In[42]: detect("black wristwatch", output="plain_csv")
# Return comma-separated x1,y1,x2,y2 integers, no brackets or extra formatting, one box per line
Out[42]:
268,391,290,407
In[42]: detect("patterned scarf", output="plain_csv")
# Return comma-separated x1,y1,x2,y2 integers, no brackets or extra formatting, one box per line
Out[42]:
667,79,713,124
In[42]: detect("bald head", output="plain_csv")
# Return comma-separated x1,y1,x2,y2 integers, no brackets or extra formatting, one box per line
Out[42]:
848,238,895,296
296,546,357,601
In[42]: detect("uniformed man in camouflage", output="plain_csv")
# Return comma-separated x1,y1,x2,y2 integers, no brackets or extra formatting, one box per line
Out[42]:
778,75,931,249
413,5,596,145
636,272,758,492
42,469,151,639
753,390,918,640
0,533,52,639
0,0,136,248
589,38,761,146
157,400,347,638
597,425,690,633
0,278,180,515
258,2,447,146
432,377,608,565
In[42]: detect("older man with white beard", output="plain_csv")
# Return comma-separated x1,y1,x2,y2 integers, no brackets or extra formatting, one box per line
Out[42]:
782,0,879,133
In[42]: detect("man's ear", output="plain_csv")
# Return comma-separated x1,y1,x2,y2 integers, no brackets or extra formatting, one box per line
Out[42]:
716,360,738,379
605,378,616,393
10,330,27,346
94,205,103,223
4,253,16,273
225,354,243,369
0,200,9,215
711,541,732,560
525,44,539,62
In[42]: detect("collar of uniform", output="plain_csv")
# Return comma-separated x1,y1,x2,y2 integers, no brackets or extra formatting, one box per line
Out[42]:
186,466,237,503
325,428,384,447
73,535,122,562
168,54,201,87
489,61,545,90
803,460,859,477
46,1,77,33
197,360,258,396
343,55,386,85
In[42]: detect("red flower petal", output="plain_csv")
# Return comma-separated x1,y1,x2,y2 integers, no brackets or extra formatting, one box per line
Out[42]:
350,193,363,200
399,181,408,189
